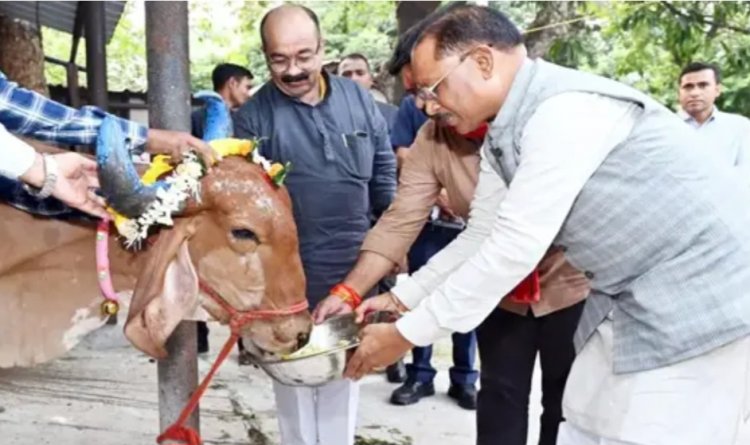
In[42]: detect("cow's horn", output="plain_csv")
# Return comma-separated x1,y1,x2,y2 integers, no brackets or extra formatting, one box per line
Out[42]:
96,116,164,218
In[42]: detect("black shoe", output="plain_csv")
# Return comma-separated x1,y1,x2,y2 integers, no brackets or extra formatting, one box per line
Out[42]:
197,322,209,354
390,380,435,406
386,360,407,383
447,384,477,410
197,339,209,354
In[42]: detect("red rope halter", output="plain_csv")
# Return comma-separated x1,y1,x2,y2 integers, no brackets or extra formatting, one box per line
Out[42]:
157,284,308,445
95,220,309,445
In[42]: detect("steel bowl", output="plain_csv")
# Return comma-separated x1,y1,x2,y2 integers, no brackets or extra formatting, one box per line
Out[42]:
251,313,361,387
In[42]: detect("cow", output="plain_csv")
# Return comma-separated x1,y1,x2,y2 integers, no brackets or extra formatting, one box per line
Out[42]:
0,117,312,368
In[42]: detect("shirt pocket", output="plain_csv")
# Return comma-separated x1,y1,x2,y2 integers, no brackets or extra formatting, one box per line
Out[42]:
341,130,374,180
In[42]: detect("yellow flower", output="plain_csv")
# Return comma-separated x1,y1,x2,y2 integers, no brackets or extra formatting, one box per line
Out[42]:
108,208,130,232
141,155,173,185
268,163,284,178
107,139,264,243
209,138,255,158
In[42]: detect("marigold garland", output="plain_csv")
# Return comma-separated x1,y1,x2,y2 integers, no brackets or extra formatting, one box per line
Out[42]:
108,138,290,248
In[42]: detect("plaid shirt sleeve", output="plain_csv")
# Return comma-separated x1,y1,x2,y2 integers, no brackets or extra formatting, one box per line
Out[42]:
0,71,148,151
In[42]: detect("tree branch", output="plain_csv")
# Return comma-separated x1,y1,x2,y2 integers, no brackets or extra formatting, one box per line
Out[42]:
524,1,581,59
659,1,750,35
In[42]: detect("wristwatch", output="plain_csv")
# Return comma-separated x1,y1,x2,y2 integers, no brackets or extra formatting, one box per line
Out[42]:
23,154,59,199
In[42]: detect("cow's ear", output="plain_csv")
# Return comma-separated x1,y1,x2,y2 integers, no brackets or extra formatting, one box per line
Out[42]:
124,219,199,359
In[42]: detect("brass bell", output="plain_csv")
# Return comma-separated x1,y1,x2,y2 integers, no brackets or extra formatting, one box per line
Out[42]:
101,300,119,316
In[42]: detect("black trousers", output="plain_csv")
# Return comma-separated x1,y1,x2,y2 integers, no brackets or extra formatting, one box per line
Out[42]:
475,302,584,445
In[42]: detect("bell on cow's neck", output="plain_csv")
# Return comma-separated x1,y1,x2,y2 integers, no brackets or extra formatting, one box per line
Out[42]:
101,300,119,317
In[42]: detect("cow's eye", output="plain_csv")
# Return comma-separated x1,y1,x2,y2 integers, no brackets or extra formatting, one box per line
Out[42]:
231,228,259,242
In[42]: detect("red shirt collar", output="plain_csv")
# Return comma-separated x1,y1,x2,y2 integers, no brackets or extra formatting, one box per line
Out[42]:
455,122,489,140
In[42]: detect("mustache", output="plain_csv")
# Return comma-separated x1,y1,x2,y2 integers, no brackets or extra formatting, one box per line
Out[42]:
281,72,310,84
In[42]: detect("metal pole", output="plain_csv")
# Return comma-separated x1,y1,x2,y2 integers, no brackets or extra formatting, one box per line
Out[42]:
83,1,108,109
67,2,84,108
66,63,81,110
145,1,199,439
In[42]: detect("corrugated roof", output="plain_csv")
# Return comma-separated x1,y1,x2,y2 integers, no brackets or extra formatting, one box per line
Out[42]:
0,1,126,43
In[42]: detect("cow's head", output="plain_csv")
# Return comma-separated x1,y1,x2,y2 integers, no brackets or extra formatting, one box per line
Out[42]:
97,118,312,360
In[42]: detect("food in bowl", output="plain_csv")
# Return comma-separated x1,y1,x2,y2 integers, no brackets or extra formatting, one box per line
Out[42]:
281,339,351,360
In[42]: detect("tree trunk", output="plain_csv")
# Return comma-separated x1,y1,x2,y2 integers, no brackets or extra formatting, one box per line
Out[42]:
376,0,442,104
396,1,442,35
524,2,580,59
0,14,48,96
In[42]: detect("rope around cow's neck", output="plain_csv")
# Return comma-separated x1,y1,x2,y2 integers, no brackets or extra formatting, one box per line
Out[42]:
97,219,120,316
157,284,309,445
95,141,303,444
96,138,290,315
95,216,309,445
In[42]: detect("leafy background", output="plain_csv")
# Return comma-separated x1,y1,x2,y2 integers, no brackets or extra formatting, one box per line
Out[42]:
40,1,750,116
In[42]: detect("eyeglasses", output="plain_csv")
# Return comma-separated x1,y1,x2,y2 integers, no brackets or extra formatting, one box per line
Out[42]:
267,45,320,74
415,46,481,103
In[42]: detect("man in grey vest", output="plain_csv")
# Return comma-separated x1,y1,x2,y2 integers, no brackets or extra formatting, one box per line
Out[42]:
345,5,750,445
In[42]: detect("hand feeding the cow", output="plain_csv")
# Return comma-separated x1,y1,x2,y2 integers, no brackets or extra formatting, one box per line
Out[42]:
0,91,312,368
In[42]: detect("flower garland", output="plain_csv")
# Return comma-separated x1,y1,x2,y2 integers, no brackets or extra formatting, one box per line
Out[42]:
108,138,289,248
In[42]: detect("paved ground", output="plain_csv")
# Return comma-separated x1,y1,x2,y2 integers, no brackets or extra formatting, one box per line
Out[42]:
0,320,542,445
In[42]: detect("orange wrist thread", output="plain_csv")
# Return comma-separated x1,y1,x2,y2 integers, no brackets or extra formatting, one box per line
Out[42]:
331,283,362,309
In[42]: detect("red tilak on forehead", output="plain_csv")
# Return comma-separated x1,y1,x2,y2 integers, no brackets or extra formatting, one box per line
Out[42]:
261,172,275,188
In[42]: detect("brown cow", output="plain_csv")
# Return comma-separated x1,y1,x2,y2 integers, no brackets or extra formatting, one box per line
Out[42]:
0,125,312,368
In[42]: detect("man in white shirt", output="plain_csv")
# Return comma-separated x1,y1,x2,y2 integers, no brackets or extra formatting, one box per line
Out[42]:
678,62,750,180
345,5,750,445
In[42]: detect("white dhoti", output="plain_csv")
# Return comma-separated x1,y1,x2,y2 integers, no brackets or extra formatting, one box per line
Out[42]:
558,320,750,445
273,378,359,445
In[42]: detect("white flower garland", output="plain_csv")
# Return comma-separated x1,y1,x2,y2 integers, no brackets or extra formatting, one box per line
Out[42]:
110,139,290,249
251,148,272,171
119,152,204,248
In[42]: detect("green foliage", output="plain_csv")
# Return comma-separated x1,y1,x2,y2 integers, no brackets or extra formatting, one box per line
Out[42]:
38,0,750,117
40,27,73,87
41,1,147,92
107,1,147,92
41,1,400,92
313,0,397,71
549,2,750,116
490,1,542,28
189,0,268,91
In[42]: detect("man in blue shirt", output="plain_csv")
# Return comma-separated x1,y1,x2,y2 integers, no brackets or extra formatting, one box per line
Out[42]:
391,95,428,162
190,62,254,354
337,53,398,134
191,63,254,141
233,5,396,445
384,23,479,410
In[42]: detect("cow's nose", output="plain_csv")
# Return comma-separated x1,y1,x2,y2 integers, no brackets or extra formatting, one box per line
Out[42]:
297,331,310,349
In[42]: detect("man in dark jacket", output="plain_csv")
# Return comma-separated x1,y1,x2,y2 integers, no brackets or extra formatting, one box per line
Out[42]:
233,5,395,445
